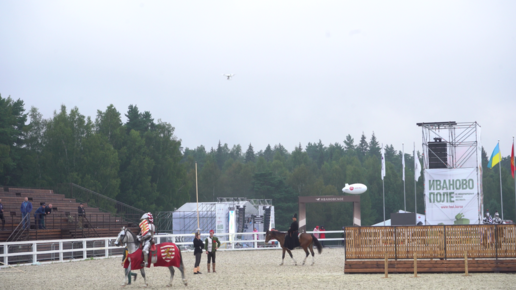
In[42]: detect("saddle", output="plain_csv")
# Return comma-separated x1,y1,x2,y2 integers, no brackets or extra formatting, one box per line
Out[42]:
139,241,158,265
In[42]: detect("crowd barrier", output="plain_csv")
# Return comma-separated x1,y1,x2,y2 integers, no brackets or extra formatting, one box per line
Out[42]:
345,225,516,259
0,230,343,267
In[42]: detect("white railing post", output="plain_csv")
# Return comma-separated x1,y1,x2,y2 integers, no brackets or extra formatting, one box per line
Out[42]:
32,242,37,264
59,241,63,262
105,239,109,258
83,240,87,260
254,233,257,249
5,245,9,266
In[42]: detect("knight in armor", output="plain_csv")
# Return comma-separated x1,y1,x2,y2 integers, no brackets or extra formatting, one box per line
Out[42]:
484,209,493,224
284,213,300,250
493,210,502,224
137,212,156,267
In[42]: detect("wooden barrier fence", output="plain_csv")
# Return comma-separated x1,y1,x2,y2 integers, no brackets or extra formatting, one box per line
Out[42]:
345,224,516,260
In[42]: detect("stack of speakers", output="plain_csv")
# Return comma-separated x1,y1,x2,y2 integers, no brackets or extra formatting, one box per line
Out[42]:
263,206,271,230
236,206,246,233
428,138,448,169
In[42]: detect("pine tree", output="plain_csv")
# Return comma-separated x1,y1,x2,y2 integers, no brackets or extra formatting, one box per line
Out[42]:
368,132,381,158
344,134,355,151
245,143,255,163
357,133,369,160
263,144,273,162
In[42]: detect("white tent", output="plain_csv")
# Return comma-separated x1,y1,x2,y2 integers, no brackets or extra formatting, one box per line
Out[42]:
172,200,266,238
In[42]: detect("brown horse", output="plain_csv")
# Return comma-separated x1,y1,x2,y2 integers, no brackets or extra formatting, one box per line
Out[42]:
265,229,323,266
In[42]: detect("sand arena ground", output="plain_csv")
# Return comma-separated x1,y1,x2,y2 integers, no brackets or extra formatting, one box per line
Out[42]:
1,248,515,289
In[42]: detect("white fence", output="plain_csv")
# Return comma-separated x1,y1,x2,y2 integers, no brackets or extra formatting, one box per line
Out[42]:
0,230,344,268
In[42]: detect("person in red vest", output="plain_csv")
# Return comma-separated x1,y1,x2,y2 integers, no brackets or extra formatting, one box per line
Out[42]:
320,226,326,247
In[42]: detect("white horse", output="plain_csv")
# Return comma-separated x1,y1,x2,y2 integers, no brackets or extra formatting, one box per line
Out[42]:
115,227,187,288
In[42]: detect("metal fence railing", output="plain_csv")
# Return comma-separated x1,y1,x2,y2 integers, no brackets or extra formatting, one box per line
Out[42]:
0,230,350,267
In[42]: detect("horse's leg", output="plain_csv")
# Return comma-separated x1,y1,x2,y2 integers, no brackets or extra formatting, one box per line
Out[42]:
280,248,285,266
140,268,147,287
167,266,175,287
287,249,297,265
302,246,309,266
122,265,129,286
309,241,315,266
177,248,187,286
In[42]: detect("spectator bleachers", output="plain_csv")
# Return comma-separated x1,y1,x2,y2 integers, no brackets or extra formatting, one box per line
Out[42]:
0,187,140,241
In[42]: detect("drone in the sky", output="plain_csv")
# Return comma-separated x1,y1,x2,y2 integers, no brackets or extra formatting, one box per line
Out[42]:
223,74,235,80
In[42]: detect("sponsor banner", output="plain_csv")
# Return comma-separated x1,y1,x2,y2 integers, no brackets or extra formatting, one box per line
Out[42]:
270,206,275,230
215,203,228,241
424,168,480,225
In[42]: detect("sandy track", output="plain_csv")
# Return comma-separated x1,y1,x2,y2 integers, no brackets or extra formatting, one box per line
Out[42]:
1,248,515,289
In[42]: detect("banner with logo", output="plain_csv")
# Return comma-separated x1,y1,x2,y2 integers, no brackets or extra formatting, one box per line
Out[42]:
424,168,480,225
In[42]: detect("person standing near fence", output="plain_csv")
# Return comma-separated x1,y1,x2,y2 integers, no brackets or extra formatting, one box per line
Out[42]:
0,198,5,230
193,232,204,274
20,197,33,229
205,229,220,273
313,225,319,239
78,203,85,228
44,204,53,229
320,226,326,247
34,202,46,229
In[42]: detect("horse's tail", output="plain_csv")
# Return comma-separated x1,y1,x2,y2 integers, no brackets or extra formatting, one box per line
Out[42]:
311,234,323,254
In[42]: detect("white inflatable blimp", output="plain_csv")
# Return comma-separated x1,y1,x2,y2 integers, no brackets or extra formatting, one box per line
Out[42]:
342,183,367,194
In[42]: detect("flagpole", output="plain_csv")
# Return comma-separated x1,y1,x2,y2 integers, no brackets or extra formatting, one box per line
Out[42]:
195,162,200,233
403,143,406,211
499,141,504,220
414,142,417,222
382,143,386,226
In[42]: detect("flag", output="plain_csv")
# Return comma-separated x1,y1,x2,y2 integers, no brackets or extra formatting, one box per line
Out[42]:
488,143,502,169
414,151,421,181
511,141,514,178
402,150,405,181
381,147,386,180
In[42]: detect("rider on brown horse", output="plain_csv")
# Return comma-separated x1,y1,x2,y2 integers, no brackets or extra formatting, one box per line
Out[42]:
285,213,300,250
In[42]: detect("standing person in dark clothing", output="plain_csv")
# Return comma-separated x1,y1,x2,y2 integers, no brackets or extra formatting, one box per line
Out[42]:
0,198,5,230
20,197,33,229
78,203,86,228
284,213,299,250
193,232,204,274
43,204,52,229
34,203,46,229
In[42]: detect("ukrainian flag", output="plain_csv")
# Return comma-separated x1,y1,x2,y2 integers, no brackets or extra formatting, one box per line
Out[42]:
488,143,502,169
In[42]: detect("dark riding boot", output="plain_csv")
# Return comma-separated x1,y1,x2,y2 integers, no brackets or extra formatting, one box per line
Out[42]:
213,263,216,273
207,263,211,273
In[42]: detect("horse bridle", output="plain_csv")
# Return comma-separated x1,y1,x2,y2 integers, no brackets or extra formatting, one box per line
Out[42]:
118,228,139,245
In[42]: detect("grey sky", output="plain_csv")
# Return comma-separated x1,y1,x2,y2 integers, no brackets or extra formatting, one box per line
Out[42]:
1,1,515,155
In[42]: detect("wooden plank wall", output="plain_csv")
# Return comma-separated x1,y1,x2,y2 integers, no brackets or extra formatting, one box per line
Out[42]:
345,225,516,259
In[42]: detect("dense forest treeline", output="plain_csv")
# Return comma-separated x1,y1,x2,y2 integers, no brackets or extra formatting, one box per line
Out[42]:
1,94,515,230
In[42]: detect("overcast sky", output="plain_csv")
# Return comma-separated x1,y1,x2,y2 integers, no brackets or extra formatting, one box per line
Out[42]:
1,1,515,156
